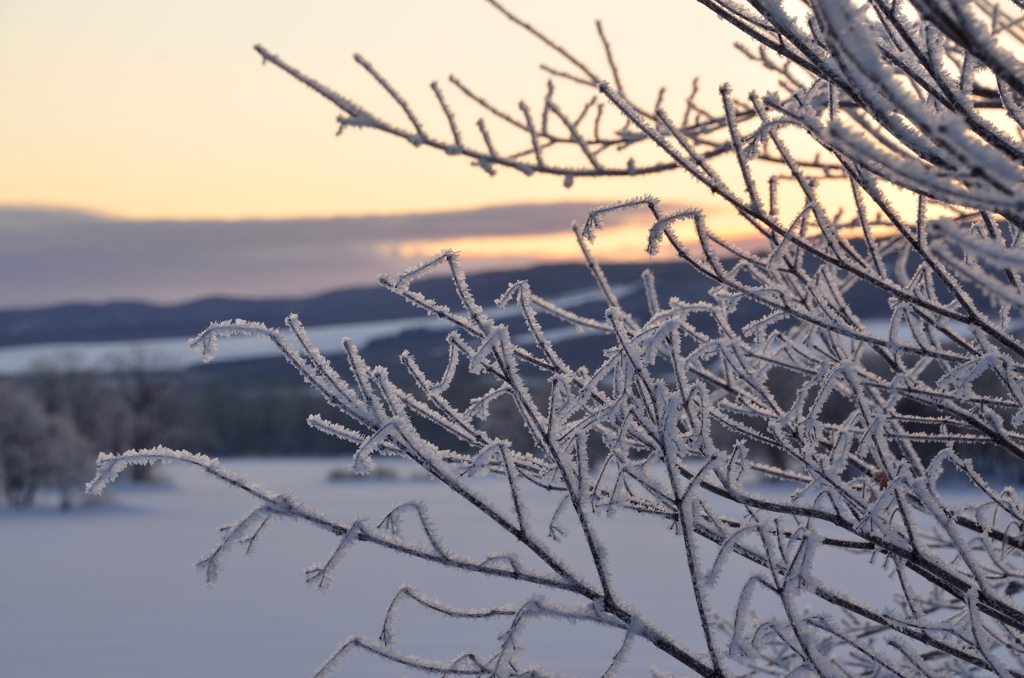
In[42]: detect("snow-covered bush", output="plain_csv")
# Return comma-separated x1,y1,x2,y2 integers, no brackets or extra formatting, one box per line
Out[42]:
90,0,1024,675
0,382,89,508
0,359,184,507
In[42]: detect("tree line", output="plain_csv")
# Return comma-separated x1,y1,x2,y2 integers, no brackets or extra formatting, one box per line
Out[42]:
0,357,356,508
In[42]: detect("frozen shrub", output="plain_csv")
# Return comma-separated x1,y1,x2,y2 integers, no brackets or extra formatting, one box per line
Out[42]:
90,1,1024,675
0,383,88,508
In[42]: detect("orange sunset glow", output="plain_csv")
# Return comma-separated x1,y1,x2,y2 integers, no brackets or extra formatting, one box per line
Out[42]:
392,210,762,263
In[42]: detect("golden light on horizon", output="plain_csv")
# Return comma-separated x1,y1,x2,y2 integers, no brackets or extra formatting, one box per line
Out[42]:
391,215,765,264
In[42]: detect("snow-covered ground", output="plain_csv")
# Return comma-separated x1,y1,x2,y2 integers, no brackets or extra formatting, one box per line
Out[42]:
0,457,939,678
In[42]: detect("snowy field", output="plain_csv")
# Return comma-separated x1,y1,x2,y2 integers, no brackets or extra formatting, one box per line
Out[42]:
1,457,952,678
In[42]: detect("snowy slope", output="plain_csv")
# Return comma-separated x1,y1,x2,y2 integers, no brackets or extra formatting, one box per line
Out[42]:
1,457,915,678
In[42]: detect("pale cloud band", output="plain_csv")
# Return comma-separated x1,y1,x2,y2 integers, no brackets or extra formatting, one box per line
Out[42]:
0,202,754,309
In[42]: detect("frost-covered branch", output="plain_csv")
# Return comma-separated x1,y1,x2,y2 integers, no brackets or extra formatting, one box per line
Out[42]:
87,0,1024,675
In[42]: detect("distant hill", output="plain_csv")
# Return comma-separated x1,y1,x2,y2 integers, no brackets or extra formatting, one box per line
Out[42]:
0,259,895,456
0,262,696,347
0,259,893,352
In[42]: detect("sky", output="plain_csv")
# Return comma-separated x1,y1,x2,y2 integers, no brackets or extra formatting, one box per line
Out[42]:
0,0,771,307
